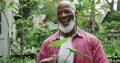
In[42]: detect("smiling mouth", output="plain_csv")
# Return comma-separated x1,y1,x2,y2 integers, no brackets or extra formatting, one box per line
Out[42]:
61,18,69,22
60,20,70,26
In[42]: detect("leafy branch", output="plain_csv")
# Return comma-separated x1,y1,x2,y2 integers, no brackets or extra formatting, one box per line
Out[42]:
39,54,57,63
67,48,92,61
64,52,71,63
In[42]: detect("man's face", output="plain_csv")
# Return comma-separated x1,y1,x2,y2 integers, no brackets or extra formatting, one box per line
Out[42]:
57,2,76,33
57,3,76,27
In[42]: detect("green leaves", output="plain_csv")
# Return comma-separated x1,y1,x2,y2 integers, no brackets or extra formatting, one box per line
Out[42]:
39,55,57,63
49,37,92,61
49,37,71,47
0,0,6,10
67,48,92,61
7,1,14,9
27,59,35,63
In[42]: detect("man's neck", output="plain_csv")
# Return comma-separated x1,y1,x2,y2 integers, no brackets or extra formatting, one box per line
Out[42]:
60,26,76,38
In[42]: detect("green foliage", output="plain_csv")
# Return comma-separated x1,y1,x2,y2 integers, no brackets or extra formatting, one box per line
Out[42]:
12,15,54,55
3,0,119,61
10,40,21,55
95,32,107,44
13,0,102,55
0,57,34,63
49,37,71,47
102,21,120,30
13,22,54,53
104,11,120,23
103,40,120,57
76,0,100,32
10,0,58,56
67,48,92,61
19,0,40,18
40,0,57,22
6,1,14,9
0,0,6,10
19,0,60,23
0,0,17,11
24,27,54,49
39,55,57,63
27,59,35,63
109,12,120,21
97,12,120,58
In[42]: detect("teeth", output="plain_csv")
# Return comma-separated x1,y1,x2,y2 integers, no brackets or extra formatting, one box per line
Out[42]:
61,18,70,23
63,20,67,21
63,19,68,21
62,21,68,23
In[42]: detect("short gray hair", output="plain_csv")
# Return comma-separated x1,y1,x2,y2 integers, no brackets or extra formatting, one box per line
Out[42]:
57,0,76,11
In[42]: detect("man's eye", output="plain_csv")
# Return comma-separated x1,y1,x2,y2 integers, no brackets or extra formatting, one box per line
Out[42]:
65,10,71,13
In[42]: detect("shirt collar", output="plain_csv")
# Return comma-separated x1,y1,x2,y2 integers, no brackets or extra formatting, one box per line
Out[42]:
74,26,83,38
51,31,60,41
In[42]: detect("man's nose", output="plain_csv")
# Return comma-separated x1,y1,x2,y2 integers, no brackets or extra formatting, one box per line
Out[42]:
61,12,67,17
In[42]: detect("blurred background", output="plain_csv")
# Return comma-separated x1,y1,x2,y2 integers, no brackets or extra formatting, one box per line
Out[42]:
0,0,120,63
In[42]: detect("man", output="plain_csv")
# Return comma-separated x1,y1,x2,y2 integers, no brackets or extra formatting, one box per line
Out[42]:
36,0,109,63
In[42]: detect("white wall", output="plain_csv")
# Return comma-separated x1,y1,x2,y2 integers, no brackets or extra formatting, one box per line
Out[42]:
0,5,16,58
0,10,10,58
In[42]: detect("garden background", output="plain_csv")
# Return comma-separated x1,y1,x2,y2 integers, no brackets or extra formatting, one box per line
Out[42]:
0,0,120,63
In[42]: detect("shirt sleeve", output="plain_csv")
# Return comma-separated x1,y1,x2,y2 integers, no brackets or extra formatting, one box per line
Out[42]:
92,37,110,63
36,40,48,63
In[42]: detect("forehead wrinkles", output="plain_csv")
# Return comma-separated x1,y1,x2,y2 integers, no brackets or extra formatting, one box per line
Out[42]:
57,1,75,11
57,8,75,16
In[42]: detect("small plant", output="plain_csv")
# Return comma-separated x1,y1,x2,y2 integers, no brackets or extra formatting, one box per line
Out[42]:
39,37,92,63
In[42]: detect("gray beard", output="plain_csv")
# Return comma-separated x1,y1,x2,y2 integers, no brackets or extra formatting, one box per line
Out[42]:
58,19,75,34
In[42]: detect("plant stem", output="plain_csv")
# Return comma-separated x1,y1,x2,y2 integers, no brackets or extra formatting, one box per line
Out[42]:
64,52,71,63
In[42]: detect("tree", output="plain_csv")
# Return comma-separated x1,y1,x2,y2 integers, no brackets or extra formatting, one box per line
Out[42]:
117,0,120,11
14,0,61,54
106,0,114,12
89,0,96,34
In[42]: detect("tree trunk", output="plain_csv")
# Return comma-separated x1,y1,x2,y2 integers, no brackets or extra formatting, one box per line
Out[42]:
89,0,95,34
106,0,114,12
117,0,120,11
